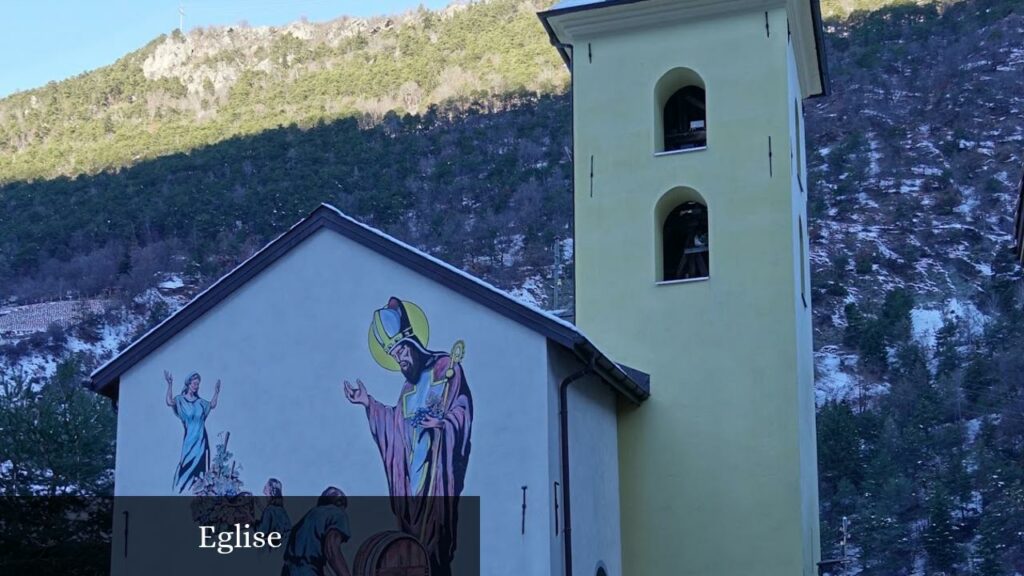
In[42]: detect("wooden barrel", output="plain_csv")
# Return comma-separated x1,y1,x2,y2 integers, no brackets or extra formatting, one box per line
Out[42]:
352,530,430,576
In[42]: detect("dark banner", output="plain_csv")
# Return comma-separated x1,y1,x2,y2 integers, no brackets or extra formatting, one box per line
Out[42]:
0,495,480,576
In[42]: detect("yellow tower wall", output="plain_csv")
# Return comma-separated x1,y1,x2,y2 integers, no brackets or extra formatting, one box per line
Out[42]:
565,5,820,576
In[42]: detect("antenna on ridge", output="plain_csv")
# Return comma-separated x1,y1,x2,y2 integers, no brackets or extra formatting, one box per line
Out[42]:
178,4,185,33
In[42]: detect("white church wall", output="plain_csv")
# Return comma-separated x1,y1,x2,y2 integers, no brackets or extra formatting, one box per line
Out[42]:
111,226,572,575
567,377,622,576
788,40,823,576
546,343,623,576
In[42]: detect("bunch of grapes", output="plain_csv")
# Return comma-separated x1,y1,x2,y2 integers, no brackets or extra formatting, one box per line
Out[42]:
190,431,251,528
410,401,445,428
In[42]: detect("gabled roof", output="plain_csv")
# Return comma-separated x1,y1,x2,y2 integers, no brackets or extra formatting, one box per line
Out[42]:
87,204,650,403
538,0,830,98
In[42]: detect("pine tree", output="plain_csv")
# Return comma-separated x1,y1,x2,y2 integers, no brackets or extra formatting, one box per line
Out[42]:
818,401,864,493
889,343,942,431
934,315,960,380
975,525,1002,576
858,477,916,575
879,288,913,343
859,319,889,374
844,302,865,348
859,418,916,575
923,486,959,574
0,363,115,573
0,360,115,496
962,348,997,409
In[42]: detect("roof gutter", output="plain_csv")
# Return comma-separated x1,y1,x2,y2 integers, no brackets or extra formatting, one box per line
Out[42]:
538,10,572,67
573,338,649,403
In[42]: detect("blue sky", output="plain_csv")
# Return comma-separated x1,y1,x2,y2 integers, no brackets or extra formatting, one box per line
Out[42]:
0,0,453,97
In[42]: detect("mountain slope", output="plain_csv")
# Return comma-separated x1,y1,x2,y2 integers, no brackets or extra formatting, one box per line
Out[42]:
0,0,565,183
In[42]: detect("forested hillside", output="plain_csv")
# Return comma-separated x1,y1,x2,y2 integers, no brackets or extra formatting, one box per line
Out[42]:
0,94,570,304
1,0,1023,573
0,0,565,183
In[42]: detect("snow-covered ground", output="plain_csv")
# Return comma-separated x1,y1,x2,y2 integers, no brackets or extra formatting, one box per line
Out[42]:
814,345,890,406
158,276,185,290
0,289,189,384
0,299,110,337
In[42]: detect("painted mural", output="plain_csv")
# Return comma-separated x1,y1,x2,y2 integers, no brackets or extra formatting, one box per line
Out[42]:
156,297,473,574
281,487,351,576
189,430,257,531
258,478,292,544
164,370,221,493
343,297,473,576
192,431,243,497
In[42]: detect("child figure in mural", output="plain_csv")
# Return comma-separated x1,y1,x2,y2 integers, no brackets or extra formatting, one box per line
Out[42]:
281,486,351,576
164,370,221,494
343,297,473,576
259,478,292,546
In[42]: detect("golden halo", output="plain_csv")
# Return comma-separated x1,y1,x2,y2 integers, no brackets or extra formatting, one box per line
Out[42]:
367,300,430,371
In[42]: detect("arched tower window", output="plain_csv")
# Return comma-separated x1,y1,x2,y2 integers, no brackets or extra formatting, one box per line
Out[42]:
655,68,706,153
656,187,710,282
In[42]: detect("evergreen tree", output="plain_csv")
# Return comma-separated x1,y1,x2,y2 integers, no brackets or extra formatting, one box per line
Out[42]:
818,401,864,493
859,418,916,575
975,526,1003,576
858,476,916,575
0,359,115,496
879,288,913,343
844,302,865,348
934,315,960,380
0,362,115,573
962,349,997,409
889,343,941,431
923,486,959,574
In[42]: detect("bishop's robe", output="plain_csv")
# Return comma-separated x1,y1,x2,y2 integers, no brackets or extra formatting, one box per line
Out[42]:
363,353,472,576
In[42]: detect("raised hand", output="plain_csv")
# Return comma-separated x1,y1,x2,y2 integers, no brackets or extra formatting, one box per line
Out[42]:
343,379,370,407
209,378,222,410
163,370,175,407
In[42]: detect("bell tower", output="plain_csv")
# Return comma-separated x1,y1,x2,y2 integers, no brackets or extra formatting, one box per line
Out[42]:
540,1,828,576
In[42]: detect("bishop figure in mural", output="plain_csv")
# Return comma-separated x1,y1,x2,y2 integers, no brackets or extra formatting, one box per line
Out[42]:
343,297,472,576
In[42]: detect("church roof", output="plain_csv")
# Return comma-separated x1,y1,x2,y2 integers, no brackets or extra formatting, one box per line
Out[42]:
550,0,608,8
87,204,650,403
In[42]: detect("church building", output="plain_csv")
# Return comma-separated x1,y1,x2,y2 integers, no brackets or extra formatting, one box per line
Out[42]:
88,1,828,575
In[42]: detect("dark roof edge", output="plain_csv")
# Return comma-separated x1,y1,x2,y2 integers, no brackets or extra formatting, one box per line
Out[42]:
87,204,649,404
539,0,650,20
808,0,831,98
1015,163,1024,264
537,8,571,67
537,0,650,67
87,211,326,400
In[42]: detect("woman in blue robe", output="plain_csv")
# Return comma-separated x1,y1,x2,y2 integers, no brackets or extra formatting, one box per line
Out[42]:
164,370,221,494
